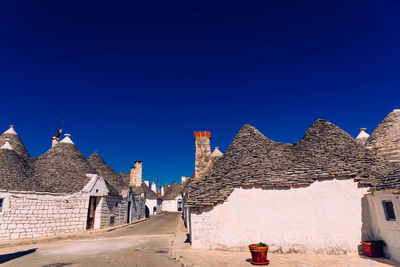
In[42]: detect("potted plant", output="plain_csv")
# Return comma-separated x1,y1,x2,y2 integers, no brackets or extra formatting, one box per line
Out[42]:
249,242,269,265
360,240,386,257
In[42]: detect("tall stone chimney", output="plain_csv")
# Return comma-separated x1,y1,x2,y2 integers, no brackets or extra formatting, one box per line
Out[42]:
129,161,143,187
161,186,164,196
194,131,211,178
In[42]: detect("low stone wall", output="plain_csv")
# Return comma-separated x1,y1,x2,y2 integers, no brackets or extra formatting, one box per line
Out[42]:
0,192,89,241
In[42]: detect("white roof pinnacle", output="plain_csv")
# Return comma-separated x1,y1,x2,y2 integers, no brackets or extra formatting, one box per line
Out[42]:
60,134,75,144
393,109,400,113
4,125,17,135
211,147,223,157
356,129,370,139
1,138,14,150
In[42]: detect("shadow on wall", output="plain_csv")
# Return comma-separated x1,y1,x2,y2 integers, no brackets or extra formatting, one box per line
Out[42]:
361,196,374,241
0,248,37,264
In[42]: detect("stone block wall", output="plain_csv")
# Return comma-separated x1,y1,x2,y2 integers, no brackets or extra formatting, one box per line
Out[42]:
131,196,146,221
0,192,89,241
99,196,126,228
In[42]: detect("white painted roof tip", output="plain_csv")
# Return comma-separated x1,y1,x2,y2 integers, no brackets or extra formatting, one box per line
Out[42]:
356,130,370,139
393,109,400,113
1,140,14,150
4,125,17,135
211,147,223,157
60,134,75,144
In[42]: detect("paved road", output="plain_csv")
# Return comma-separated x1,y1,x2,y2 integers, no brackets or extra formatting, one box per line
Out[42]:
0,212,182,267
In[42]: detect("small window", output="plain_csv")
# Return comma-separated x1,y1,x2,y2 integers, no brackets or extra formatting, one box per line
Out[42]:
110,216,115,225
115,202,119,208
382,201,396,221
0,198,3,212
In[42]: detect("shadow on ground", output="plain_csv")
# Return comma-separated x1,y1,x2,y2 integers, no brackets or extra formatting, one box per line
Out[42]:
0,248,37,264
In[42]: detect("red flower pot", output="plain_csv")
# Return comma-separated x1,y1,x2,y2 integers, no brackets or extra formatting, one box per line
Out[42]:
361,241,384,257
249,244,269,265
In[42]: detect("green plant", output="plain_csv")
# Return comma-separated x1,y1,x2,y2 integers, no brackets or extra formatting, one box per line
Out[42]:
258,242,267,247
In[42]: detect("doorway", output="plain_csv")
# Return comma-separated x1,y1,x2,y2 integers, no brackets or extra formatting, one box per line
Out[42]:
86,196,97,229
127,201,131,224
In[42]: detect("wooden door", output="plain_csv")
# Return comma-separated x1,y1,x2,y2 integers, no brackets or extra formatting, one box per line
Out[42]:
86,196,97,229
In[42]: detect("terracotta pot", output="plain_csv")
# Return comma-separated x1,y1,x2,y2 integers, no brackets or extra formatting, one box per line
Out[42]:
249,244,269,265
361,241,384,257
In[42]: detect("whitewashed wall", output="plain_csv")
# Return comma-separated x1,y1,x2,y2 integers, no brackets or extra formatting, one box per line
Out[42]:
190,179,368,253
0,192,89,241
162,196,182,212
365,191,400,262
146,199,162,215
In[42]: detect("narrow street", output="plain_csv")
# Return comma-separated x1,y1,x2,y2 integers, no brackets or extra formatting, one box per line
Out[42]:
0,212,182,267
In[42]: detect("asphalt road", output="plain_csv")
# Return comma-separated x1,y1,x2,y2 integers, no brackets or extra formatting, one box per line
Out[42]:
0,212,182,267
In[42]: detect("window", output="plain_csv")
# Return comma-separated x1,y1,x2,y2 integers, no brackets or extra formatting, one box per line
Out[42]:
382,201,396,221
0,198,3,212
110,216,115,225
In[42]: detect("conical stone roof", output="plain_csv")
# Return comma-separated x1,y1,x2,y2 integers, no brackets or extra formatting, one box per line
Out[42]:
186,120,393,209
365,109,400,163
0,126,30,160
162,182,183,200
88,151,128,195
30,141,96,193
0,148,32,191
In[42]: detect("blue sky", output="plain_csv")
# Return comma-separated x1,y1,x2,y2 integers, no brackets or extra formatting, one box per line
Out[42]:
1,1,399,186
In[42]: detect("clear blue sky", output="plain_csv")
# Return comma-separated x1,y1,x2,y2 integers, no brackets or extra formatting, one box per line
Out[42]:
1,1,399,186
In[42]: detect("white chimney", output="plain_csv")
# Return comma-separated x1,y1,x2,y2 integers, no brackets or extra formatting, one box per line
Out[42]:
130,161,143,187
144,180,150,187
151,182,157,193
161,186,164,196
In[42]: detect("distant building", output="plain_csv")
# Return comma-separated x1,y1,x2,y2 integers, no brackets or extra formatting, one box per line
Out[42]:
120,161,162,216
162,182,183,212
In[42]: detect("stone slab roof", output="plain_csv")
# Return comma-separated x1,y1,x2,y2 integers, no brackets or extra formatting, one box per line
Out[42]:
0,149,33,191
0,127,30,160
186,120,395,209
29,142,96,194
365,109,400,163
88,151,128,195
162,182,182,200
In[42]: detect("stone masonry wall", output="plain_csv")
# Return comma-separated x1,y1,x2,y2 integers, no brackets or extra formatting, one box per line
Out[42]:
0,192,89,241
99,196,126,228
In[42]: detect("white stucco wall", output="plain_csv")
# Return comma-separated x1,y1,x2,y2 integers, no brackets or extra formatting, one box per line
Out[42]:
365,191,400,262
146,199,159,215
162,196,182,212
190,179,368,253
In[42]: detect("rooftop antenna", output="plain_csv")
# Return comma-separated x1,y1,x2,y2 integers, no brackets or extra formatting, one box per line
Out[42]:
53,114,64,141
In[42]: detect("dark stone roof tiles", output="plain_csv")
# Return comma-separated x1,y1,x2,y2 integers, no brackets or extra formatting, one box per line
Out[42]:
0,130,30,160
29,142,96,194
88,151,129,195
162,182,182,200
